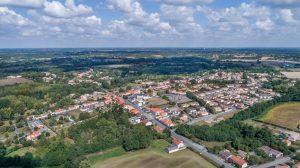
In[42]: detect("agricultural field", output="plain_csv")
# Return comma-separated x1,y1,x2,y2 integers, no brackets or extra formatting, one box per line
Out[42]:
0,78,33,86
281,71,300,79
87,140,216,168
259,102,300,130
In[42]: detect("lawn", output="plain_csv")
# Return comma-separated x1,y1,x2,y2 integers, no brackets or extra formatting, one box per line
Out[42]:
87,140,216,168
259,102,300,130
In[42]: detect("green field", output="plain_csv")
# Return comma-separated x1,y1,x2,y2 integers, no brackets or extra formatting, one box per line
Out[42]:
87,140,216,168
260,102,300,129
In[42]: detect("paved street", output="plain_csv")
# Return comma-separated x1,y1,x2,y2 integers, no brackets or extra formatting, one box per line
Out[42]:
251,157,291,168
187,108,237,125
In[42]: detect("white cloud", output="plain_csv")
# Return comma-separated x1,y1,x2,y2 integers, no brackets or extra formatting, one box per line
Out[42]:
108,0,174,35
196,2,275,33
40,15,101,36
0,7,31,26
0,7,42,37
155,0,213,5
0,0,45,8
196,6,249,32
260,0,300,8
44,0,92,18
279,9,296,23
256,18,274,31
160,4,203,34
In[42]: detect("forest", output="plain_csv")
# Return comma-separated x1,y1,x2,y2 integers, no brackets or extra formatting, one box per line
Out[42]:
0,105,159,167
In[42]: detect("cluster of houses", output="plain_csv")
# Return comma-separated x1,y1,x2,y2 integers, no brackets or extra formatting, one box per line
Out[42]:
68,69,101,86
220,149,248,168
278,132,300,146
25,92,128,141
220,145,284,168
197,83,278,113
42,72,57,82
26,119,51,141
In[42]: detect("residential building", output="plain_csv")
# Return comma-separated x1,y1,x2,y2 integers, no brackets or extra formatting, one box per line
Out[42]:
229,155,248,168
219,150,232,161
259,146,283,158
166,138,186,154
160,118,174,127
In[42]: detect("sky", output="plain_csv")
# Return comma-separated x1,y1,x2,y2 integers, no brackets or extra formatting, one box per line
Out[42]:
0,0,299,48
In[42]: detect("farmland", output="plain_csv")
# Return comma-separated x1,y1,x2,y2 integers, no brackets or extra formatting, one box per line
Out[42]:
259,102,300,130
0,78,33,86
281,71,300,79
88,140,216,168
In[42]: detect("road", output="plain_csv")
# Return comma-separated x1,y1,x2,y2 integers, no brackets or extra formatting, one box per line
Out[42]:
251,157,291,168
126,99,235,168
187,108,237,125
171,131,235,168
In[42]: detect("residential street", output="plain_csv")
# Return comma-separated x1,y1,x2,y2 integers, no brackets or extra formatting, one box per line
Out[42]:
187,108,236,125
251,157,291,168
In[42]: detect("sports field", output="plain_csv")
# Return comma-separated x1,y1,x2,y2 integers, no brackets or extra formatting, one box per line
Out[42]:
88,140,216,168
260,102,300,129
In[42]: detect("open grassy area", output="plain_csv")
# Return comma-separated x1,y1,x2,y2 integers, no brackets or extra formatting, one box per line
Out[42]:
6,147,36,157
147,97,169,107
87,140,216,168
199,140,228,149
259,102,300,130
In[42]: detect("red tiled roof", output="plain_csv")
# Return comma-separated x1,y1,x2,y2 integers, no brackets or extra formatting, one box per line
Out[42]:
32,131,41,136
230,156,247,167
160,118,174,126
149,108,163,113
115,96,125,105
172,138,183,145
153,125,164,133
130,109,139,114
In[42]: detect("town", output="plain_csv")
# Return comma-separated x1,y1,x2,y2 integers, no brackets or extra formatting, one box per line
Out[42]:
14,68,299,168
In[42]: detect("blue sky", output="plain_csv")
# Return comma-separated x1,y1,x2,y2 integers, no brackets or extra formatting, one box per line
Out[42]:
0,0,299,48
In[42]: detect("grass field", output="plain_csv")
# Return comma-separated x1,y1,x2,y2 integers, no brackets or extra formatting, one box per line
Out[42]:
147,97,169,107
87,140,216,168
0,78,33,86
7,147,36,157
259,102,300,129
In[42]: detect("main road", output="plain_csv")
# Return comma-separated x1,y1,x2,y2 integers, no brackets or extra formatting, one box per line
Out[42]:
126,99,235,168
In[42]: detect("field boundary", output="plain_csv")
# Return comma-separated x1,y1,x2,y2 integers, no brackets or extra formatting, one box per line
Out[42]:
253,119,300,133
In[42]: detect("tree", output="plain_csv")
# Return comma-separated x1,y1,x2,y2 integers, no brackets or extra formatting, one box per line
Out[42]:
0,143,6,157
248,155,260,165
190,79,197,85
